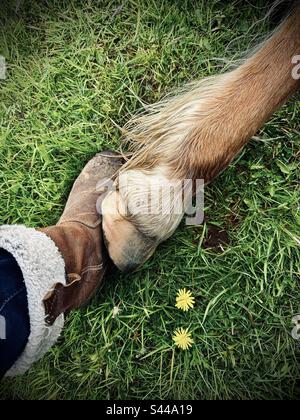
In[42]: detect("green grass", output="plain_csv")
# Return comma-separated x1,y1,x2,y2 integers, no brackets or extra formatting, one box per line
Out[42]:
0,0,299,400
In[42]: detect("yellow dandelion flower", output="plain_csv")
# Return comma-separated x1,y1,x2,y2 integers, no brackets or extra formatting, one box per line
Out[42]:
175,288,195,312
172,327,194,350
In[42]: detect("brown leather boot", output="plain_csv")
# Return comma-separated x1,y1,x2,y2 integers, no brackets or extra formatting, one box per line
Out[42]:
40,151,123,325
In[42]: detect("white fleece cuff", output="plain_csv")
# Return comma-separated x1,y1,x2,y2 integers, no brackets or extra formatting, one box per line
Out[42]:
0,225,66,376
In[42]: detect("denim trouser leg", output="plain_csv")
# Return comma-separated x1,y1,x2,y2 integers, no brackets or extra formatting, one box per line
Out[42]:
0,248,30,378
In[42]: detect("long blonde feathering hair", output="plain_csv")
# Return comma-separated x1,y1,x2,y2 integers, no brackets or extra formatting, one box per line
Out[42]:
121,72,235,177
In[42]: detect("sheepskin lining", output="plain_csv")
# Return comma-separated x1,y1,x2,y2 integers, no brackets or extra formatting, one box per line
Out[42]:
0,225,66,376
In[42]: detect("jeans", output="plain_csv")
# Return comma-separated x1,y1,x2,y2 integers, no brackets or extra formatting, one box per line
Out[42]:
0,248,30,378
